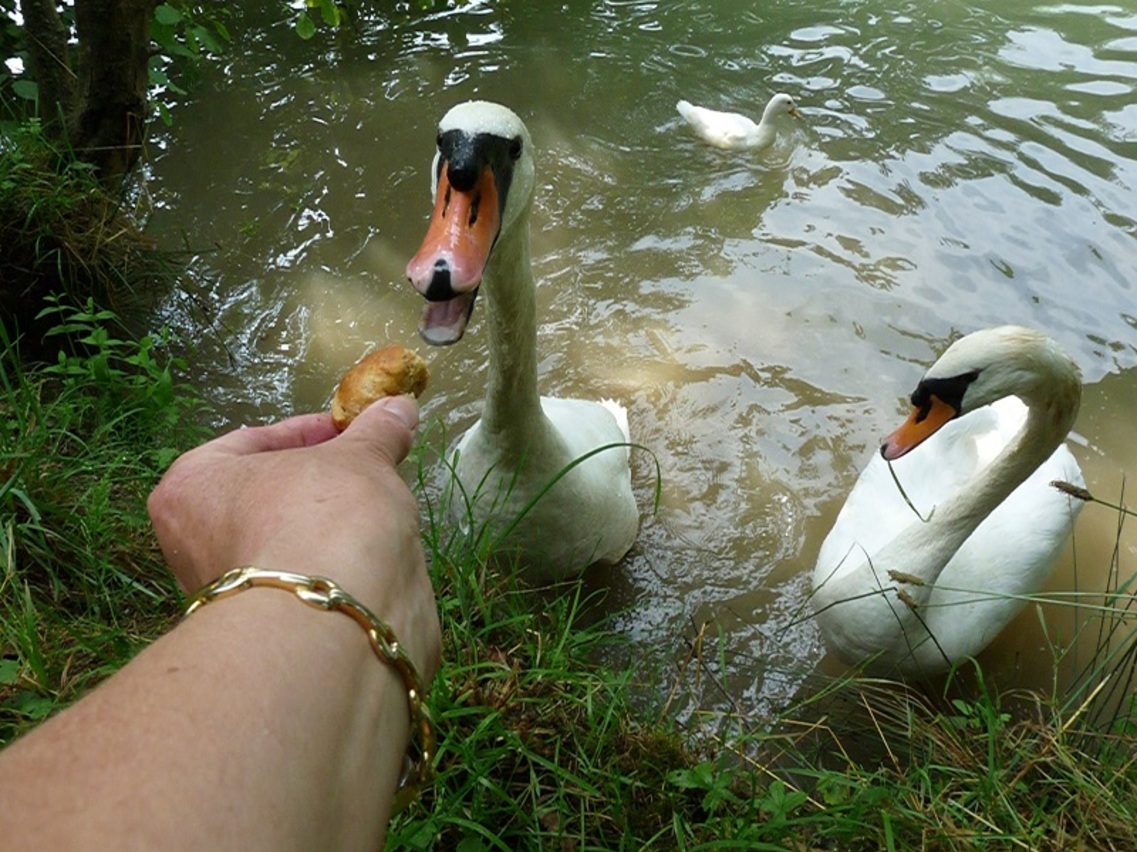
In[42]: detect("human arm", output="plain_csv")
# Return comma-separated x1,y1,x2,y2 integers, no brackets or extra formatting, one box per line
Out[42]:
0,396,440,851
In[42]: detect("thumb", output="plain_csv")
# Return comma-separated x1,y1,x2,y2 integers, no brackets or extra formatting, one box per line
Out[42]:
339,395,420,465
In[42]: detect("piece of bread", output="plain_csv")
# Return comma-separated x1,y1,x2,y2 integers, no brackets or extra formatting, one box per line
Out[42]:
332,345,429,431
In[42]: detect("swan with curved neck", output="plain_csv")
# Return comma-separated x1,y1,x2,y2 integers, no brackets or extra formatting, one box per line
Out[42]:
406,101,639,583
811,326,1084,676
676,92,800,150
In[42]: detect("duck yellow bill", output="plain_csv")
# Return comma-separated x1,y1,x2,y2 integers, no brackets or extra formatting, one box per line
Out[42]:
880,396,958,461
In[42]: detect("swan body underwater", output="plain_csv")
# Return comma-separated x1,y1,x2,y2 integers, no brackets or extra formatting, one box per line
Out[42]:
676,92,800,150
811,326,1085,677
405,100,640,583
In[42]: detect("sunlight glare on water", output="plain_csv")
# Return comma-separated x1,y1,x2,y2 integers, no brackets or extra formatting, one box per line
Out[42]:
149,0,1137,716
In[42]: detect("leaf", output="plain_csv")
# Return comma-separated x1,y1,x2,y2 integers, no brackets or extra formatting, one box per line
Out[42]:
0,658,20,685
295,11,316,40
189,23,223,55
667,760,716,790
318,0,342,27
154,3,182,25
10,689,55,721
12,79,37,101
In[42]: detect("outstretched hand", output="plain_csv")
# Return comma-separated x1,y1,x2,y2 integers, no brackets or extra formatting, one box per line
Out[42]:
0,397,442,850
147,395,440,681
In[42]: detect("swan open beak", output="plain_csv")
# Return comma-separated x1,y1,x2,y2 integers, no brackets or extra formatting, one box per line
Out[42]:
406,163,501,346
880,395,958,461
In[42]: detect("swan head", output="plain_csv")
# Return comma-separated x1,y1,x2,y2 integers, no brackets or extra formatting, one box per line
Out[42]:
406,101,536,346
763,93,800,122
881,326,1081,461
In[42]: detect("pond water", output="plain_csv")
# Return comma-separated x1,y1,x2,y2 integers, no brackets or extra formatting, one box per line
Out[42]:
147,0,1137,717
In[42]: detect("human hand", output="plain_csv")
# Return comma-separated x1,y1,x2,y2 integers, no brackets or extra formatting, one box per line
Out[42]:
147,396,440,681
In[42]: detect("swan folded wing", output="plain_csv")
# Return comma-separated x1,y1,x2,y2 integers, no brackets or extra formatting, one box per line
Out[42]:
816,411,992,582
929,444,1084,607
525,396,637,570
539,397,634,475
450,396,637,579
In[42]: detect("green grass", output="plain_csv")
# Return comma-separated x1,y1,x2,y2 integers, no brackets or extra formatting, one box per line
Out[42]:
390,431,1137,850
3,305,1137,850
0,300,207,742
0,118,186,349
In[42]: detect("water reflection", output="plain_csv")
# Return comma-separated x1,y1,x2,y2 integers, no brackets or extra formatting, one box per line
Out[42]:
149,0,1137,716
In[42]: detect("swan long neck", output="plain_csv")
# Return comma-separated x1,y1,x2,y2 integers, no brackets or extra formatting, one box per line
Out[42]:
480,209,546,440
906,368,1081,593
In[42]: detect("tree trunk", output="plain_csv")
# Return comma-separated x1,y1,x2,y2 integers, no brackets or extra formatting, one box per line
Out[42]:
68,0,157,182
19,0,75,130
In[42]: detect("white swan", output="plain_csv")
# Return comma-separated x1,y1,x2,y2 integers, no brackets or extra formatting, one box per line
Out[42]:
676,92,800,150
811,326,1085,677
405,100,639,583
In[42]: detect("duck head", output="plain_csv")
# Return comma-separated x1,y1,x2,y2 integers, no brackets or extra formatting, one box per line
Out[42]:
765,92,800,122
406,101,535,346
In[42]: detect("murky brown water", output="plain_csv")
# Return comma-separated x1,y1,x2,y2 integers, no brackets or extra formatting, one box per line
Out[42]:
146,0,1137,715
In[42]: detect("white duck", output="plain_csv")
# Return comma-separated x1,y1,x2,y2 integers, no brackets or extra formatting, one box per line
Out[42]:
676,92,800,150
811,326,1085,677
406,100,639,583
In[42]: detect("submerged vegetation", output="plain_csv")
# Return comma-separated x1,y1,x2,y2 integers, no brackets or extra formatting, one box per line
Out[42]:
2,301,1137,848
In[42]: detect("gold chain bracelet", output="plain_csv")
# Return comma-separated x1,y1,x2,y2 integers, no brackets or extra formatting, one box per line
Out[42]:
184,566,435,814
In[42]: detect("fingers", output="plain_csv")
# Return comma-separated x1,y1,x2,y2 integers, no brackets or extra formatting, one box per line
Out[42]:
196,397,420,465
206,413,341,458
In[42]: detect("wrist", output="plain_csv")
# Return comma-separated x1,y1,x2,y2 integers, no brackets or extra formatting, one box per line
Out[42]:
183,566,435,812
244,530,438,680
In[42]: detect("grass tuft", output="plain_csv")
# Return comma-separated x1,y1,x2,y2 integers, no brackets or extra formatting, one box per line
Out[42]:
0,118,187,349
0,301,207,743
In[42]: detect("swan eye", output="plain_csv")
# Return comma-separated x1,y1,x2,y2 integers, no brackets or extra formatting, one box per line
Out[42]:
910,370,979,422
509,136,523,161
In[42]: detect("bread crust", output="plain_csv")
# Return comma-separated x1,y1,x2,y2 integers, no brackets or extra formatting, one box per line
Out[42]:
332,345,429,431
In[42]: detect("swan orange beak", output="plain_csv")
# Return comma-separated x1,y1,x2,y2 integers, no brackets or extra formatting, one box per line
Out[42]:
880,396,958,461
406,163,501,346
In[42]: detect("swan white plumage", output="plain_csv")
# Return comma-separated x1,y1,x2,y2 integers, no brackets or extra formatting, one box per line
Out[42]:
676,92,800,150
406,101,639,583
811,326,1085,677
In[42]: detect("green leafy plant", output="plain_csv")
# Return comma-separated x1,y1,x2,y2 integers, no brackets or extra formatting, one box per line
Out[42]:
36,296,203,467
295,0,350,40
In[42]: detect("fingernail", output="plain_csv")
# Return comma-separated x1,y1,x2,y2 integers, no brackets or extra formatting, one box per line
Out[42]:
374,395,420,430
